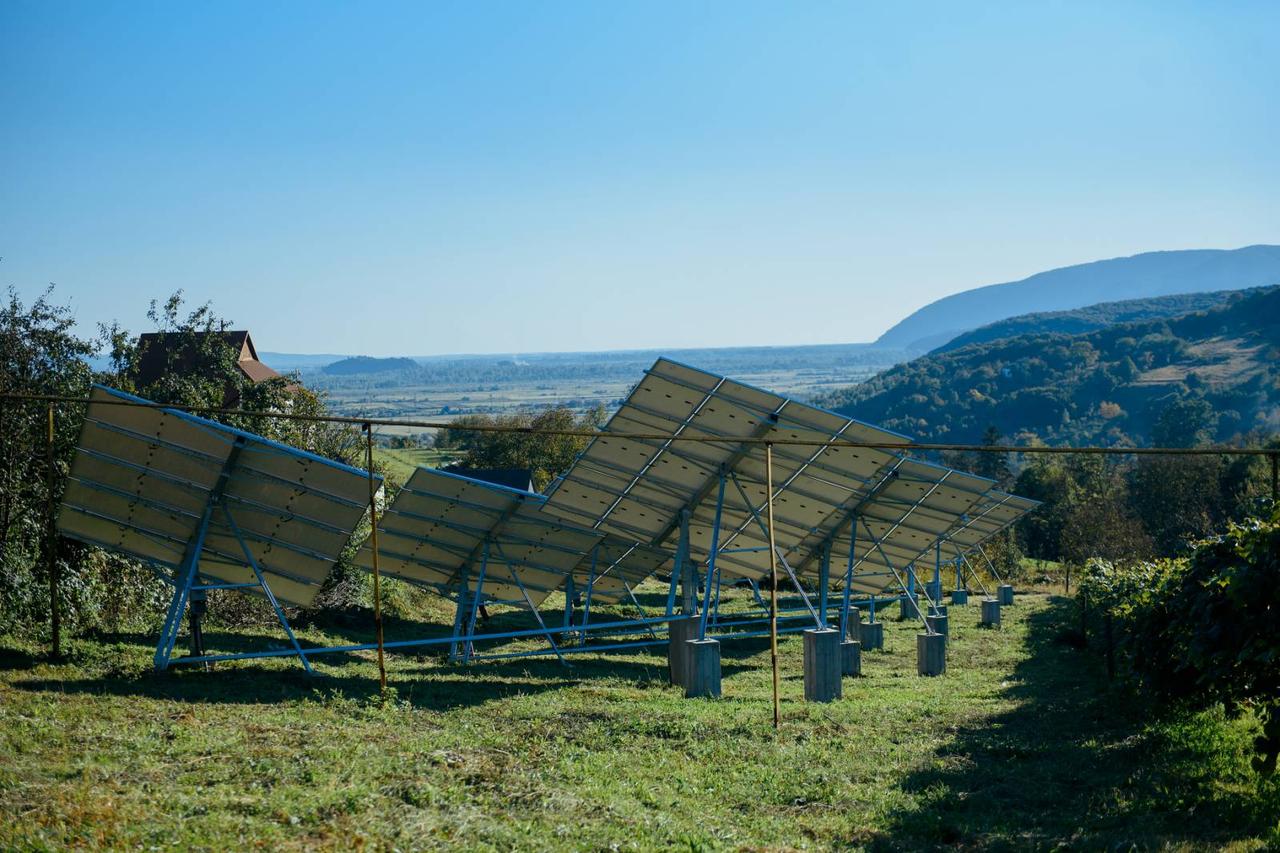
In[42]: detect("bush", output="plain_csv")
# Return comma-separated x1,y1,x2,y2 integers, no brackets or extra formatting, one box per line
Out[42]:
1079,506,1280,773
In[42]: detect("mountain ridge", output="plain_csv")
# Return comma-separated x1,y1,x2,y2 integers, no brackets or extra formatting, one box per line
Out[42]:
876,244,1280,350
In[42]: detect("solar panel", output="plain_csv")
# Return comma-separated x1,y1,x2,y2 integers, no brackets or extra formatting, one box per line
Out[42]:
354,467,670,607
541,358,912,582
812,460,999,596
56,385,375,607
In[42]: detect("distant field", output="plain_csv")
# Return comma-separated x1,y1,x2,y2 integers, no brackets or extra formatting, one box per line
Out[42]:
374,447,460,483
3,591,1275,849
305,344,907,430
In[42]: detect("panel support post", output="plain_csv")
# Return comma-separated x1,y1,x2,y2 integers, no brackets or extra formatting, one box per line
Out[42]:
803,628,841,702
981,597,1002,628
154,504,214,671
698,471,726,639
817,542,831,630
917,631,946,676
766,443,781,728
685,638,721,698
838,515,856,641
840,638,862,677
667,614,697,687
45,402,61,661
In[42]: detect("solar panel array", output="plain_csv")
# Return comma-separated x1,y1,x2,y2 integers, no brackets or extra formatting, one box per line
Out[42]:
57,385,376,607
541,358,913,580
354,467,670,606
542,358,1038,598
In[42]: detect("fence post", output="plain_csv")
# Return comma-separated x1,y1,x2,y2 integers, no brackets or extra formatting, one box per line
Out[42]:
46,402,61,660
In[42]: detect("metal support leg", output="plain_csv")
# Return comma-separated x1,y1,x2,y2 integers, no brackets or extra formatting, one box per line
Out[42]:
223,506,315,675
861,518,930,630
698,472,726,639
506,562,569,667
463,542,489,663
623,581,659,641
839,516,856,639
729,472,821,626
154,504,214,671
818,542,831,630
581,546,598,646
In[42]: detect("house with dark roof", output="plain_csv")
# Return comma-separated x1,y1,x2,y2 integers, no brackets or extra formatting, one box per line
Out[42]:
135,330,283,404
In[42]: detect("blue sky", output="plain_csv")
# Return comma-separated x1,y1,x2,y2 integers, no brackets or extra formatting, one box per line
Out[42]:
3,1,1277,356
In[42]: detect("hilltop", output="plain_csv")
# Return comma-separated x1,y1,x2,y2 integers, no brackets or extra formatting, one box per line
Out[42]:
875,245,1280,351
821,285,1280,446
322,356,419,375
933,288,1253,354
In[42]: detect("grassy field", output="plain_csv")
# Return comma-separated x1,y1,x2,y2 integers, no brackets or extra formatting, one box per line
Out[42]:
373,447,461,483
2,590,1277,850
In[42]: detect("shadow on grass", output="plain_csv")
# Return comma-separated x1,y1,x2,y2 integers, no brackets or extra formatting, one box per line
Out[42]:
866,595,1278,850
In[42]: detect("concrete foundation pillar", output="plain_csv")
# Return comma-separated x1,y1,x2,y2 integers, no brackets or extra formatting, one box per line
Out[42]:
840,640,862,677
859,620,884,651
803,628,842,702
926,613,949,644
917,632,946,676
897,594,915,621
926,580,942,602
980,597,1002,628
846,606,862,641
950,589,969,606
684,639,721,698
667,616,697,686
998,584,1015,606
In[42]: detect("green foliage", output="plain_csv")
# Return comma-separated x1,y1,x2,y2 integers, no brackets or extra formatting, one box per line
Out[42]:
936,287,1253,353
1080,507,1280,774
0,287,97,638
437,405,604,492
819,285,1280,447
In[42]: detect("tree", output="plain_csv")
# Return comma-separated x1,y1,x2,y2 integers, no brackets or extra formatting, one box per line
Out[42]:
442,405,605,492
0,286,95,638
1151,398,1217,448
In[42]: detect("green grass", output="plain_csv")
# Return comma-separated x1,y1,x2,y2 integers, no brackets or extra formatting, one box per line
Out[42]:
374,447,459,483
2,591,1277,850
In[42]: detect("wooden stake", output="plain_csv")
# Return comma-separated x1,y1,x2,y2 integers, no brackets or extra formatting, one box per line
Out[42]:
766,442,780,729
47,403,61,660
364,424,387,694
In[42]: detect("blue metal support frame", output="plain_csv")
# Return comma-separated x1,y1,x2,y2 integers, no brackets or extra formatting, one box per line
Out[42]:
728,471,821,627
222,506,315,675
818,542,831,630
580,544,598,646
860,517,931,631
463,541,489,663
697,470,727,639
503,559,570,667
153,503,214,671
666,509,690,616
839,515,856,639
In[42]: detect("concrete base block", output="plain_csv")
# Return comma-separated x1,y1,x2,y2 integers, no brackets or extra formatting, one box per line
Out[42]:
929,604,948,618
980,597,1002,628
897,594,916,621
804,628,842,702
998,584,1015,606
951,589,969,606
926,580,943,602
917,632,946,676
685,639,722,698
846,606,863,641
859,620,884,651
667,616,697,686
840,640,862,677
925,613,949,644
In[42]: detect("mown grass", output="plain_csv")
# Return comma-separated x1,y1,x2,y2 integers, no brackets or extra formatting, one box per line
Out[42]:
373,447,459,483
2,591,1277,850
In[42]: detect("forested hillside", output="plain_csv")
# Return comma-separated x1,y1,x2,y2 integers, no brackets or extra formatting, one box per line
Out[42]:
934,288,1251,354
821,285,1280,447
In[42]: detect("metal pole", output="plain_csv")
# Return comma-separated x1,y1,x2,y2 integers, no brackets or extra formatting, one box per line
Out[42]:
766,442,780,730
364,424,387,694
46,402,61,660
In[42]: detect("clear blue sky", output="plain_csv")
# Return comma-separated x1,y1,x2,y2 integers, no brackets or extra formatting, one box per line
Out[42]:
3,1,1277,356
